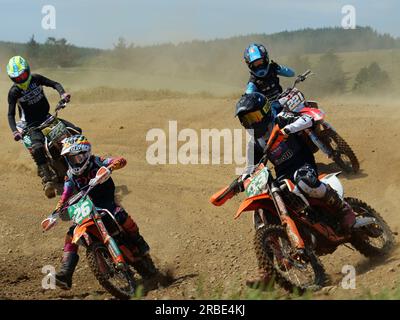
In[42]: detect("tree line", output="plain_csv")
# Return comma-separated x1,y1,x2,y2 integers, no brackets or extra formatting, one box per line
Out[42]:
0,26,395,96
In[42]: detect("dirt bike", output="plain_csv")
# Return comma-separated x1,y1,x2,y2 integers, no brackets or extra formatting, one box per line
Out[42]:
278,70,360,173
210,125,394,293
41,166,158,300
17,99,81,191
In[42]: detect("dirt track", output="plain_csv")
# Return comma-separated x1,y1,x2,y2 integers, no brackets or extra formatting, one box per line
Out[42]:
0,96,399,300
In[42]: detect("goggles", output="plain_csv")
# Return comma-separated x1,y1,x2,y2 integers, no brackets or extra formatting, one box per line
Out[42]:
11,70,29,84
67,153,87,165
239,103,271,129
249,59,266,70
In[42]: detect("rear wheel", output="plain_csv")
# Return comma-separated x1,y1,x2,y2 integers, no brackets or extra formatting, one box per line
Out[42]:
319,129,360,173
254,225,327,294
86,242,136,300
348,198,395,257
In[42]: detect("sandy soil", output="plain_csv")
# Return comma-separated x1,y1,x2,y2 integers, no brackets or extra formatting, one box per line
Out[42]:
0,96,399,300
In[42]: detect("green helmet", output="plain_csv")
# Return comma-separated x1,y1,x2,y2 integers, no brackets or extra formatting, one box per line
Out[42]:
6,56,32,90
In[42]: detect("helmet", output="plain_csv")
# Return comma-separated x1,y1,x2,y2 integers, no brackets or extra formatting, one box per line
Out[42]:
61,135,92,176
235,93,272,138
243,43,270,78
6,56,32,90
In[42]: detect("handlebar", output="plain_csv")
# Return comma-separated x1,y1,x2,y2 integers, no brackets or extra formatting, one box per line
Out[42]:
291,69,314,89
41,166,111,231
22,99,68,135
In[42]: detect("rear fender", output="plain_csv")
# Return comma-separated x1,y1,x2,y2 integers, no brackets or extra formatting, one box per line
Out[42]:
320,172,344,200
235,193,275,219
300,107,325,121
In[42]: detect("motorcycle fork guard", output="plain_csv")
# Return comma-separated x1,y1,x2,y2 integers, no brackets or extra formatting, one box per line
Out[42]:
93,217,127,268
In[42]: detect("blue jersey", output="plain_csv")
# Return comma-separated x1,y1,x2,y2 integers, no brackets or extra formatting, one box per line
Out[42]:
245,62,295,101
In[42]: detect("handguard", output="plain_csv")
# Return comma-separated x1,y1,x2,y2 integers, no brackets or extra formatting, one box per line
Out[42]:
210,178,243,206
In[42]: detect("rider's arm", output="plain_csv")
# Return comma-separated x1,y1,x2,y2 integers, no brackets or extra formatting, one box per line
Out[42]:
98,156,127,172
55,178,75,211
7,90,18,133
35,74,66,96
270,61,295,77
245,82,258,94
277,112,313,134
276,65,295,77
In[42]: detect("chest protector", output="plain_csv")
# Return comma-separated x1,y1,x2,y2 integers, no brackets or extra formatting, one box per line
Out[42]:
67,157,116,207
249,64,283,101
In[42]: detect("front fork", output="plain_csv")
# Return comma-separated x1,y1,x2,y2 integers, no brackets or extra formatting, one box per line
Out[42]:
94,215,127,270
269,183,305,251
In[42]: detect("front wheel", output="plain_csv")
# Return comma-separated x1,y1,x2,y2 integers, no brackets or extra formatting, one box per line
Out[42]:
318,129,360,173
348,198,395,258
254,225,327,294
86,242,137,300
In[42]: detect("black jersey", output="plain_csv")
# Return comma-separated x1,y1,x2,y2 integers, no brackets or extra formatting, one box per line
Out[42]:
7,74,65,132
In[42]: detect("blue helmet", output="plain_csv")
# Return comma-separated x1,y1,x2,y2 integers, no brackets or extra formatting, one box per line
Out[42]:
243,43,270,78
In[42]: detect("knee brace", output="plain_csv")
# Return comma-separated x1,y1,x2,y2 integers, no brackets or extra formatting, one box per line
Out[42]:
294,165,326,198
31,142,47,166
63,232,78,253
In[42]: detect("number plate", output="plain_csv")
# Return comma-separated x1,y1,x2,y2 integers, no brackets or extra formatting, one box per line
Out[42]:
245,167,270,197
67,198,94,225
279,88,306,112
45,121,69,142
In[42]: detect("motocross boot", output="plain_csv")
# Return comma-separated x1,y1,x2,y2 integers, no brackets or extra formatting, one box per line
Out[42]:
38,164,56,198
55,252,79,290
322,185,356,234
121,216,150,257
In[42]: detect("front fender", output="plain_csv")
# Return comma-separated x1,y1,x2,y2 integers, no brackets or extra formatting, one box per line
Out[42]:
72,220,98,244
300,107,325,121
235,193,275,219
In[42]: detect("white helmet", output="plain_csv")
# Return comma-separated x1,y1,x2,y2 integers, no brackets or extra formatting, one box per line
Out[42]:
61,135,92,176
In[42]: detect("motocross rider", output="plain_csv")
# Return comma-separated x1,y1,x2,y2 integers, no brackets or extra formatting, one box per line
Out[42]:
52,135,153,290
230,92,356,287
6,56,80,198
243,43,295,117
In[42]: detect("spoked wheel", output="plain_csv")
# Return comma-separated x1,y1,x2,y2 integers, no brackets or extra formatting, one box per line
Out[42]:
348,197,395,257
319,129,360,173
86,242,136,300
254,225,327,294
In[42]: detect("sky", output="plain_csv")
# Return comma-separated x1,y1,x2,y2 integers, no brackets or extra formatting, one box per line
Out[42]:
0,0,399,49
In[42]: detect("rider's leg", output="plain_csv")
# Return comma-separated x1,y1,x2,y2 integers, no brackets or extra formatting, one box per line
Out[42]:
294,164,356,233
114,207,150,257
29,130,56,197
55,227,79,290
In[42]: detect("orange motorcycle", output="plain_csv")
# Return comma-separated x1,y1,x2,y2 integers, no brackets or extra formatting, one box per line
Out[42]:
211,126,394,293
278,70,359,173
41,167,158,299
